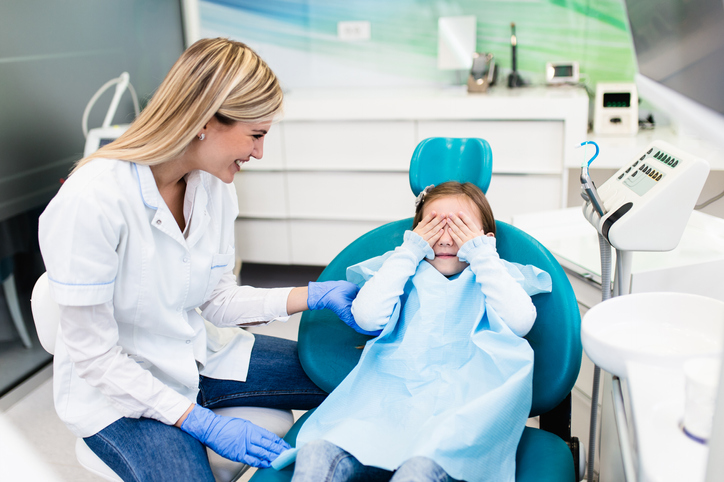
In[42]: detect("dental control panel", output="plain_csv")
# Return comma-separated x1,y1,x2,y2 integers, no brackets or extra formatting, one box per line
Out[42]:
583,140,710,251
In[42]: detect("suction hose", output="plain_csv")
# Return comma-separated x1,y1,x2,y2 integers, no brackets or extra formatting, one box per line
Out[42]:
587,233,612,482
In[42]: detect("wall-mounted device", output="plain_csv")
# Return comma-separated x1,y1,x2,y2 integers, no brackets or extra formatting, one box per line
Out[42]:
467,52,497,93
82,72,139,157
582,140,710,252
593,82,639,135
546,61,579,84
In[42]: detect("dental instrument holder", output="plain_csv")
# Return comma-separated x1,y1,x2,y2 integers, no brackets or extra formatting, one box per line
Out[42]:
508,23,525,88
580,139,710,482
467,52,497,93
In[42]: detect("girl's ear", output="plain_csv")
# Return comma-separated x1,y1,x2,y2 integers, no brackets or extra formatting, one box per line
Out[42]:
486,232,495,237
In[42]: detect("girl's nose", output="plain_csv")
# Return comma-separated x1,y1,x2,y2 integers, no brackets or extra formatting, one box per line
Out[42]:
438,227,453,246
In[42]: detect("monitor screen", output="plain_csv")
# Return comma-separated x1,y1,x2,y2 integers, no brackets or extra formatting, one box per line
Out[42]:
0,0,186,222
625,0,724,116
624,0,724,150
554,65,574,78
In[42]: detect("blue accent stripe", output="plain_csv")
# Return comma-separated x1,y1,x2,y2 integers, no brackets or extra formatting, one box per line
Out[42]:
210,264,229,269
133,163,158,210
48,276,115,287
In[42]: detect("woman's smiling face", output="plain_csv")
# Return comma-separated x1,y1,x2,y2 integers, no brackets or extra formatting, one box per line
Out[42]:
197,118,272,183
422,195,483,276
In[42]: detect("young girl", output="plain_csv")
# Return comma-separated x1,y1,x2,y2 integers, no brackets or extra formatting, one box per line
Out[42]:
273,181,552,482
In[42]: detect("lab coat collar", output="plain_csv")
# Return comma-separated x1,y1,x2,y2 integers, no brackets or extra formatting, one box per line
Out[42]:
133,162,161,210
133,163,212,248
183,171,210,248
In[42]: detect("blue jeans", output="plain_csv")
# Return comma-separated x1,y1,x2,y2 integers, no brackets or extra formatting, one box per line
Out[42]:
292,440,462,482
84,335,327,482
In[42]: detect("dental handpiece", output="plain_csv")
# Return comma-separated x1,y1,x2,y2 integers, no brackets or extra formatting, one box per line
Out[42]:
581,168,607,216
578,141,607,216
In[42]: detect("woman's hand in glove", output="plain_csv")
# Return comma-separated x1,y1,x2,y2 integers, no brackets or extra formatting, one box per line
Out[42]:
180,404,290,468
307,280,379,336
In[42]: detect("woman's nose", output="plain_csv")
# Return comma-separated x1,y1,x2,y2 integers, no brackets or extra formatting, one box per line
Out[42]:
252,138,264,159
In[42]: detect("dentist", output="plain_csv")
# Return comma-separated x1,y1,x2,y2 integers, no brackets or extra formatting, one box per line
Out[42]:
38,38,358,481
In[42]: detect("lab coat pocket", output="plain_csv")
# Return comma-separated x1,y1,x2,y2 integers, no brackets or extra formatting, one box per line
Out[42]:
203,253,235,301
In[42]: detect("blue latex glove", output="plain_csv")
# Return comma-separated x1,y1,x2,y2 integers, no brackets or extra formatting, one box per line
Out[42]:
307,280,380,336
180,405,290,468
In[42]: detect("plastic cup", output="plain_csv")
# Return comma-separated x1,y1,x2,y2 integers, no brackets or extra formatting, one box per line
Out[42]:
683,356,722,443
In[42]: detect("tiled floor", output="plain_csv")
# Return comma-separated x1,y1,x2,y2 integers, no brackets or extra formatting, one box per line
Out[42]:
0,263,322,481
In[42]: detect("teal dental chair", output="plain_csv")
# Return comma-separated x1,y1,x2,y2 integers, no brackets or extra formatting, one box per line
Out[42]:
252,137,583,482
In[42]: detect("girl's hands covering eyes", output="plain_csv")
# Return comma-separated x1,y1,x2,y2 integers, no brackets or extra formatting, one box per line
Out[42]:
413,211,446,248
447,211,492,247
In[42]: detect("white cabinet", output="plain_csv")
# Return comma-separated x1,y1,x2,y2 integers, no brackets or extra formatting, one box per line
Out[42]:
234,86,589,266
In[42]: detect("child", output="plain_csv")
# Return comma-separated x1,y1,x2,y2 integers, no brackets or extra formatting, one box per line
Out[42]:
274,181,551,482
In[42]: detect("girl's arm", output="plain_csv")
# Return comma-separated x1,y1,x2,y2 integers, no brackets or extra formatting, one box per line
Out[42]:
457,236,537,336
351,231,433,333
448,211,536,336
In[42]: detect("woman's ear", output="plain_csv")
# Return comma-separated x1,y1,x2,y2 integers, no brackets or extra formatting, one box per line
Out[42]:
486,232,495,238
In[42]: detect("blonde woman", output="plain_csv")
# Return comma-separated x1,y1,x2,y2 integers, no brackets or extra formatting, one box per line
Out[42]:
38,38,361,481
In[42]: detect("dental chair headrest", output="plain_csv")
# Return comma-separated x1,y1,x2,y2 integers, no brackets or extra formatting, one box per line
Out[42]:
409,138,493,195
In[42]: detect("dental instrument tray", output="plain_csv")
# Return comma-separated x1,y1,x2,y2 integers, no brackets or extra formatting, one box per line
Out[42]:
582,140,709,252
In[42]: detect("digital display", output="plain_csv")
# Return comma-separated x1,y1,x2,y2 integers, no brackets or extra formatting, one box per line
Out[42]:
603,93,631,108
554,65,574,77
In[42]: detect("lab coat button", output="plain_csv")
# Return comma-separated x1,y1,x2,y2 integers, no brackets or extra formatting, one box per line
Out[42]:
156,220,162,225
183,257,189,263
185,340,191,344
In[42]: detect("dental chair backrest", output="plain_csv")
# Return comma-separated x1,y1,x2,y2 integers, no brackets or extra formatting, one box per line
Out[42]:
30,272,60,354
297,137,582,417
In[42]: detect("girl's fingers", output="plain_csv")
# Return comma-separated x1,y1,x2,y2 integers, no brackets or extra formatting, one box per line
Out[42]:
448,212,484,245
414,212,448,246
428,225,445,246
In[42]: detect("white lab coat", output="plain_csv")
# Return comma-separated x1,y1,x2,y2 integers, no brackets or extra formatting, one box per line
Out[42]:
39,159,292,437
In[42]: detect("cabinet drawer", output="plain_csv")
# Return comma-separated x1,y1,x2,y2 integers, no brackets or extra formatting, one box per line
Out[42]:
283,121,416,171
417,121,563,174
286,171,415,222
235,219,291,264
486,175,562,223
233,171,288,218
289,219,389,266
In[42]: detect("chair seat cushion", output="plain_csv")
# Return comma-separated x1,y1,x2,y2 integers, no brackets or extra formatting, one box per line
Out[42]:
516,427,575,482
251,417,575,482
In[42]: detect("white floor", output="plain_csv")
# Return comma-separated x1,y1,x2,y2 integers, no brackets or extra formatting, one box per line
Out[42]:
0,314,302,482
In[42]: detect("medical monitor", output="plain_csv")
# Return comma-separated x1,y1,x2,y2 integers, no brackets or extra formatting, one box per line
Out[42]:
622,0,724,149
0,0,187,222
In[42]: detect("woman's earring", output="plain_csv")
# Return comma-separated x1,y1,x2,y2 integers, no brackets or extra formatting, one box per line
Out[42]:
198,133,205,141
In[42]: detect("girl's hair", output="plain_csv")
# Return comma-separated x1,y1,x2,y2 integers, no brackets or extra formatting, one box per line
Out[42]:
71,38,283,174
412,181,496,236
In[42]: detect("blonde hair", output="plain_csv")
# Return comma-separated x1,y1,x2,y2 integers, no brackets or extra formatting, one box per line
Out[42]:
72,38,283,174
412,181,496,236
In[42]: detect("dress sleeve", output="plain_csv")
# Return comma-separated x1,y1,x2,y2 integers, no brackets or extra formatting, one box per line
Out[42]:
457,236,537,337
39,182,121,306
199,271,294,327
351,231,433,332
59,302,192,425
